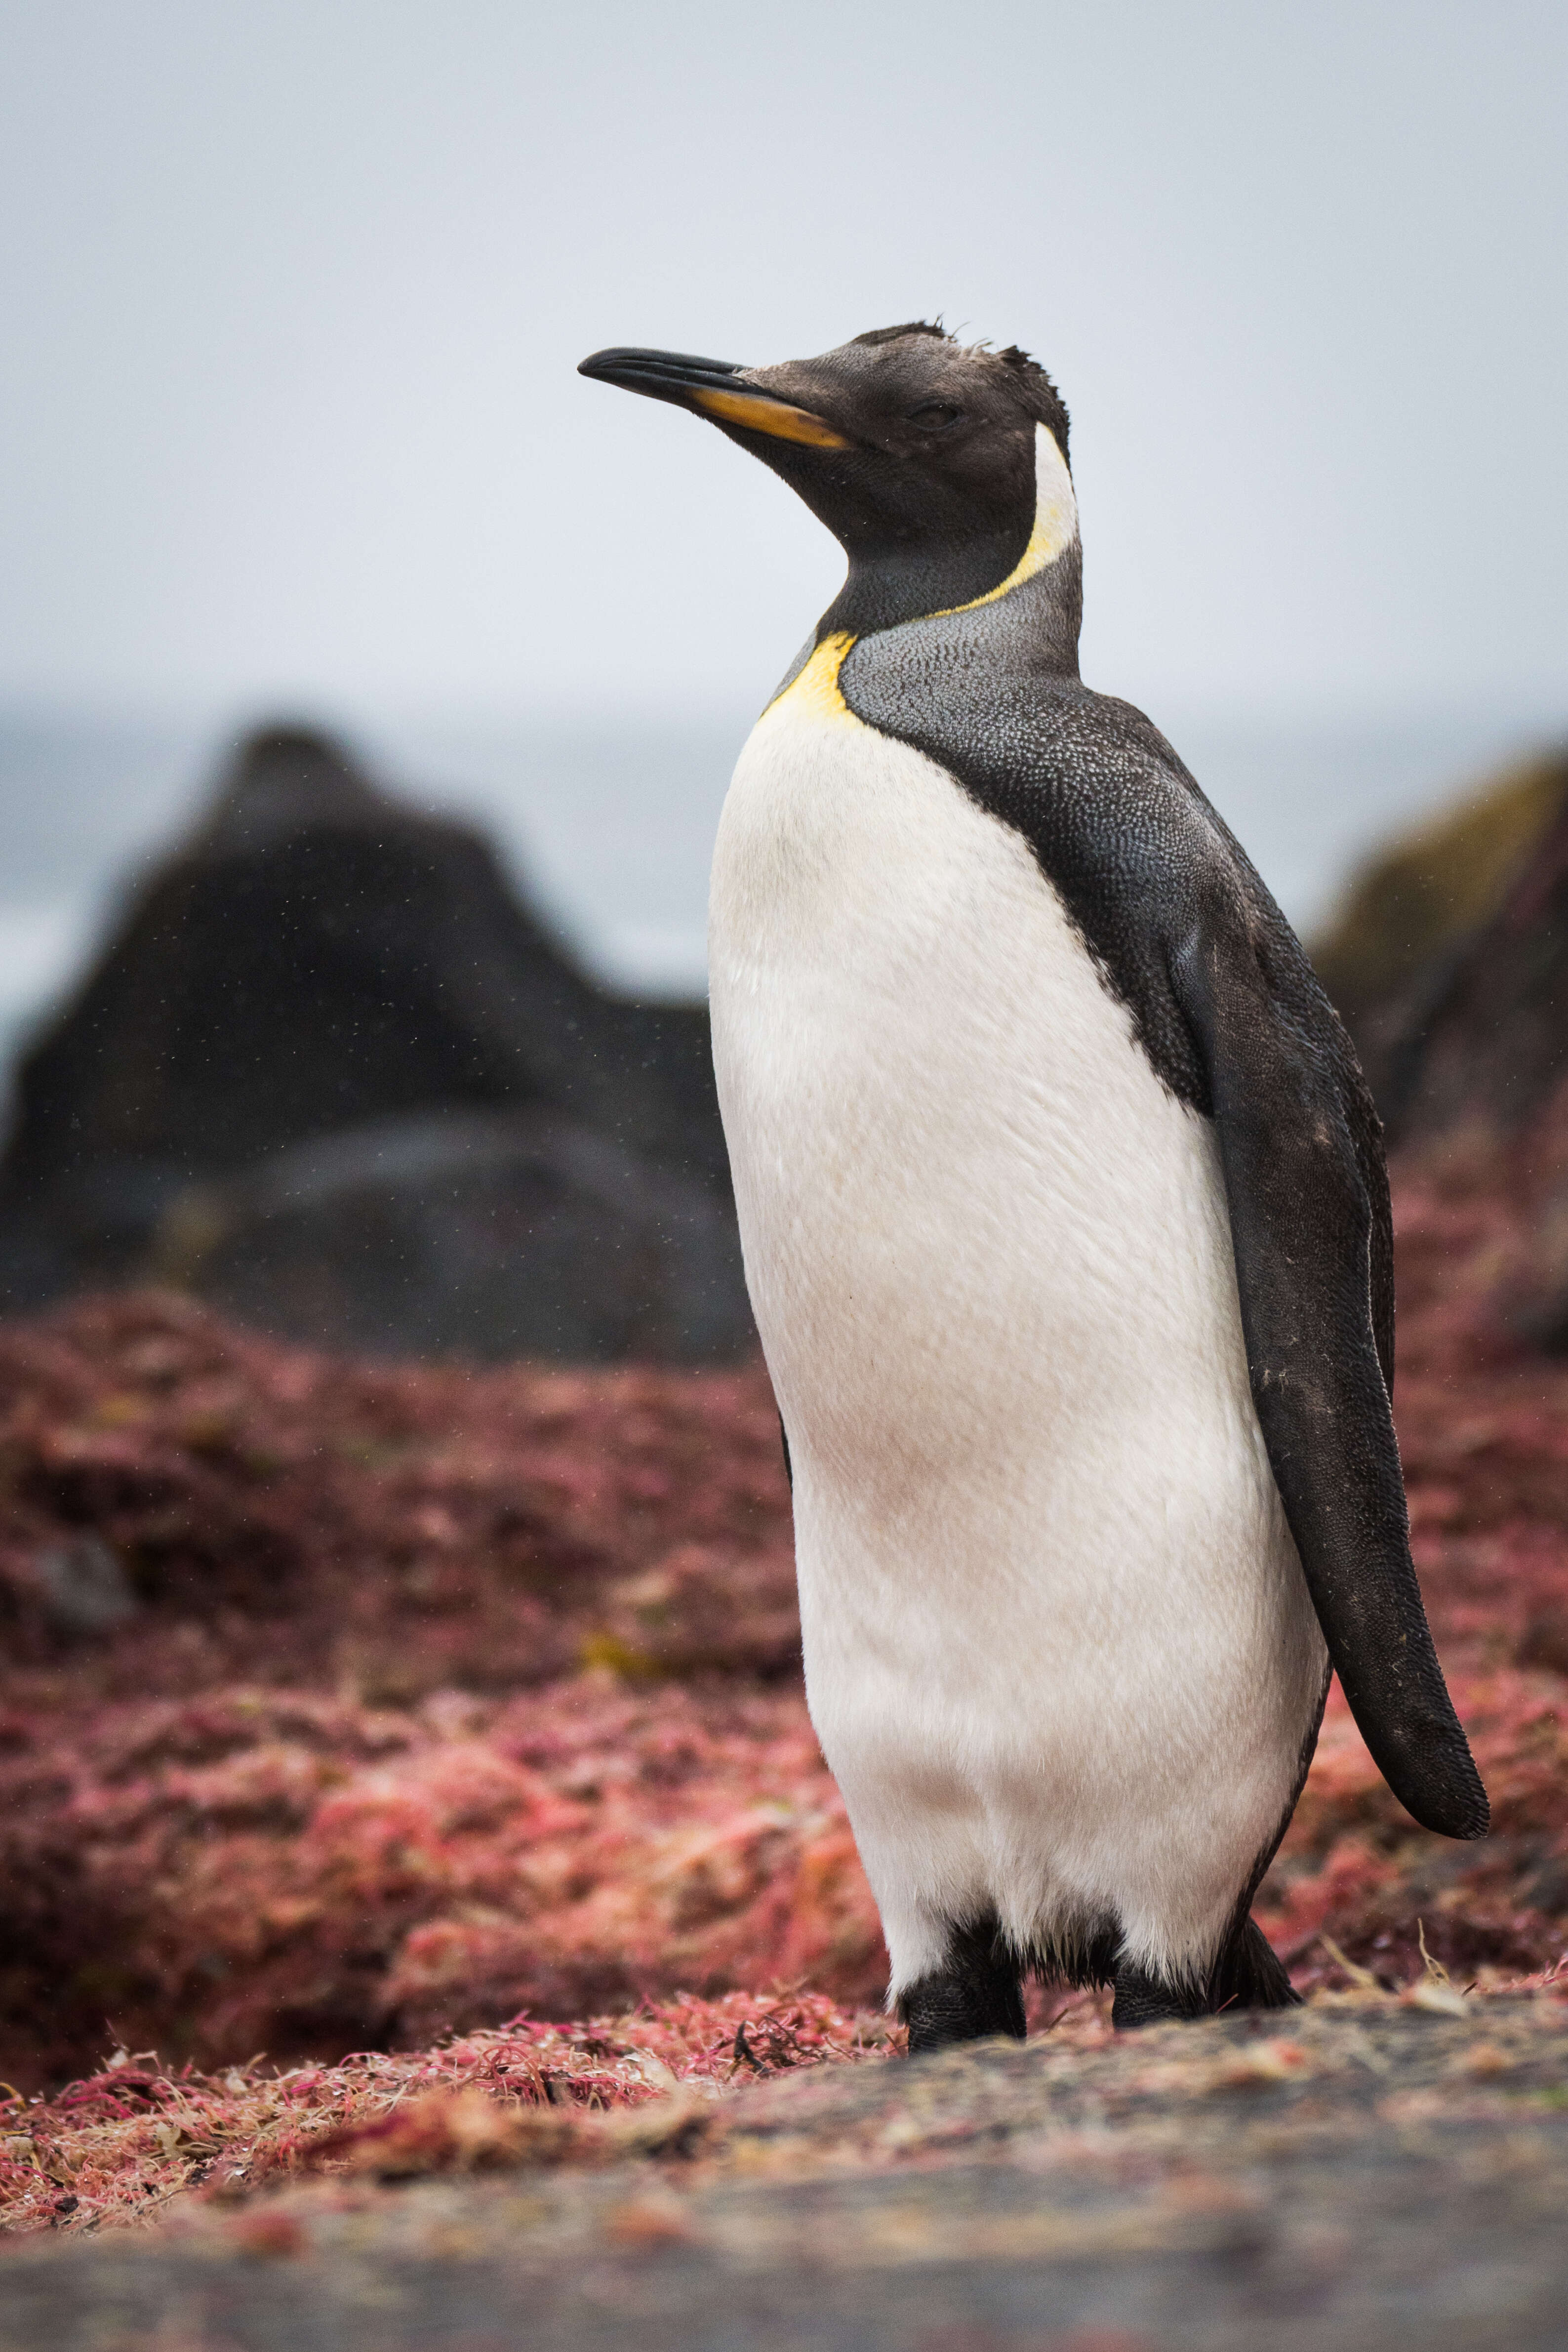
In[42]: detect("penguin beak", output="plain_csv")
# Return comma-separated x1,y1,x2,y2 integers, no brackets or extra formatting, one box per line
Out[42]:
577,347,852,451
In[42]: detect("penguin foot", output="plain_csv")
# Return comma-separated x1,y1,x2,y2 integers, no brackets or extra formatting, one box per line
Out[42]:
899,1914,1026,2054
1112,1917,1301,2029
1110,1967,1206,2030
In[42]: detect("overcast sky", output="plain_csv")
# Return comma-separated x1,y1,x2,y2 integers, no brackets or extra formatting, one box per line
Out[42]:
0,1,1564,728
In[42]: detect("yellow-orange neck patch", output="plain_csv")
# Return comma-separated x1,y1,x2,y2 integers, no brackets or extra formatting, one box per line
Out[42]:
769,630,859,724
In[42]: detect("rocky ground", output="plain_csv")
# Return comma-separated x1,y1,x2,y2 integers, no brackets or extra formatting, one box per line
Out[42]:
0,1139,1565,2339
1,1989,1565,2349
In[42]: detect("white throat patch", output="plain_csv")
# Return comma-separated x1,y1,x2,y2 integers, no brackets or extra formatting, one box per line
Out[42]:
928,420,1079,619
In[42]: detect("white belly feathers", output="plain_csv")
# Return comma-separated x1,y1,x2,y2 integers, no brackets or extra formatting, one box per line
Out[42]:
707,652,1327,1995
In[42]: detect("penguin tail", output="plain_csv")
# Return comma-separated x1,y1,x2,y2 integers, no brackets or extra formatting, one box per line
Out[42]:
1211,1915,1300,2013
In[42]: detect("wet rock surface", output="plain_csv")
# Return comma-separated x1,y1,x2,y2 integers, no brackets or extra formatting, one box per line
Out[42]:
3,1999,1566,2350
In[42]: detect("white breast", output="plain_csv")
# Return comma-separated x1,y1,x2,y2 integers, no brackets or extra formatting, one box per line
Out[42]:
707,676,1326,1996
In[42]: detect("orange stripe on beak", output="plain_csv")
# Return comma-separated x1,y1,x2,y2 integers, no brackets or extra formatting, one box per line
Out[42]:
690,387,851,449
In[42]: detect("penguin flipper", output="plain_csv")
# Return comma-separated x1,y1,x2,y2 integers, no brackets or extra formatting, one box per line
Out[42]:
1174,913,1488,1843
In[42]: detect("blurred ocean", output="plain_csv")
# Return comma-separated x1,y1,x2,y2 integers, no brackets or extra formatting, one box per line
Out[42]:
0,702,1558,1077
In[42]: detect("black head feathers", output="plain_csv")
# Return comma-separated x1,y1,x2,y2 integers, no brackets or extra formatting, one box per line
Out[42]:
846,322,1069,454
851,320,950,347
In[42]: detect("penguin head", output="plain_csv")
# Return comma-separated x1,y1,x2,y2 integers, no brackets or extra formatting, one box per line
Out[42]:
579,324,1075,636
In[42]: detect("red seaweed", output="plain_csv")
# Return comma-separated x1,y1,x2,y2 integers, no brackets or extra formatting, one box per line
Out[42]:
0,1140,1566,2230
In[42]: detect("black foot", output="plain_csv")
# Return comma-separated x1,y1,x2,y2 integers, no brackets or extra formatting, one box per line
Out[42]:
899,1914,1025,2054
1216,1914,1300,2010
1112,1915,1300,2029
1110,1966,1204,2029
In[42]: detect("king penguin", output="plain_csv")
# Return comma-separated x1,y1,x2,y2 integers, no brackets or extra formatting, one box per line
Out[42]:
578,324,1488,2046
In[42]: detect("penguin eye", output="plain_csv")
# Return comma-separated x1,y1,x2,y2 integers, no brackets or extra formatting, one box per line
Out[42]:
906,401,964,431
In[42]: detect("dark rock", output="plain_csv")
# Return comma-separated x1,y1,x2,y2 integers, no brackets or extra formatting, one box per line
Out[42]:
1375,770,1568,1146
30,1535,138,1637
0,728,752,1362
1309,748,1568,1140
147,1106,747,1363
1310,743,1568,1353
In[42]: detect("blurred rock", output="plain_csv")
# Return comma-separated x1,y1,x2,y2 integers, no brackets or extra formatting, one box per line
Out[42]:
1310,747,1568,1139
148,1106,747,1362
1311,740,1568,1351
31,1534,138,1637
0,727,752,1362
